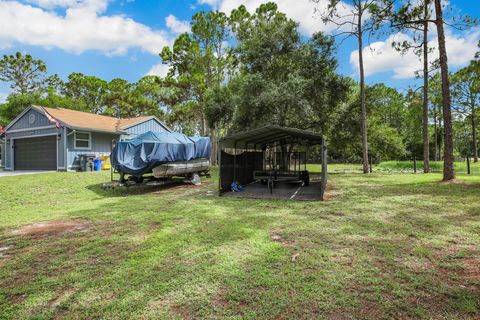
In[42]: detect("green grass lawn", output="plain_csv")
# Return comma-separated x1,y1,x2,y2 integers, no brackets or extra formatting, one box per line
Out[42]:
0,166,479,319
377,160,480,173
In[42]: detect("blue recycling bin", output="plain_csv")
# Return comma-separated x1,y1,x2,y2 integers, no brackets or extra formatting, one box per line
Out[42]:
93,159,102,171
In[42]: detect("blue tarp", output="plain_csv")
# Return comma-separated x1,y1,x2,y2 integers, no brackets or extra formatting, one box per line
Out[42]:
190,136,212,159
111,131,211,175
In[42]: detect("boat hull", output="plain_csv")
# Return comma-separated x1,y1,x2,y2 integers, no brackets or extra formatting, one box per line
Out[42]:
152,159,210,178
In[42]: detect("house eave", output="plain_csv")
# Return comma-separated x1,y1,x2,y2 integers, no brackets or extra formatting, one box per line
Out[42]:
66,126,125,135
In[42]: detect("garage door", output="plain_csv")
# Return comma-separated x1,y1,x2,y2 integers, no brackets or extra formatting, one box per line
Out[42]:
14,136,57,170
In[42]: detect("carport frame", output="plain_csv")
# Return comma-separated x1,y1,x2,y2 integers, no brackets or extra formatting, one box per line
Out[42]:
218,126,328,200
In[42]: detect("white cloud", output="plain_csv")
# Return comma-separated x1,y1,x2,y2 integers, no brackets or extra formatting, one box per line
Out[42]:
28,0,80,8
198,0,219,6
0,1,170,55
28,0,108,11
146,63,171,77
350,29,480,79
201,0,355,35
165,14,190,34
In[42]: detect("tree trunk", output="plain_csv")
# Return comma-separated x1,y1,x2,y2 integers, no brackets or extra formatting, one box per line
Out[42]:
210,127,218,166
434,109,438,161
422,5,430,173
471,105,478,162
434,0,455,181
439,114,443,160
358,7,369,174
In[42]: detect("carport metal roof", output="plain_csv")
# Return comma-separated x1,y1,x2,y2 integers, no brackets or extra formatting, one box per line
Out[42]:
220,126,324,149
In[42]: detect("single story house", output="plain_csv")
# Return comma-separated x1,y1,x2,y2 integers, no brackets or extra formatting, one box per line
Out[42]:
2,105,171,171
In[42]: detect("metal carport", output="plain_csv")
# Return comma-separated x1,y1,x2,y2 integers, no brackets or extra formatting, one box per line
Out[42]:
218,126,327,200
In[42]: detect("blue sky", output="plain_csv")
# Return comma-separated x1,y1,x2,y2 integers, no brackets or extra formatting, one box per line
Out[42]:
0,0,478,100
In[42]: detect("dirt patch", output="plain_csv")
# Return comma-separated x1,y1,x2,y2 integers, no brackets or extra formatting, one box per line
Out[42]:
357,301,385,319
460,257,480,282
170,304,193,320
12,220,91,238
149,180,212,196
441,245,480,283
320,211,345,222
49,288,78,307
431,245,480,296
270,230,292,248
0,245,11,258
9,293,27,304
212,288,231,309
327,311,352,320
438,179,480,188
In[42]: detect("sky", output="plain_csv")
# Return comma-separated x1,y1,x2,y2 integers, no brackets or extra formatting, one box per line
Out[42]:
0,0,479,101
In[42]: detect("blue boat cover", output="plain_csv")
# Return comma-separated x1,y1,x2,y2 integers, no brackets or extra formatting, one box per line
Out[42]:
190,136,212,159
111,131,211,175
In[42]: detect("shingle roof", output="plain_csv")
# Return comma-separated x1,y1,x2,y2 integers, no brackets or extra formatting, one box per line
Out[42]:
32,106,159,134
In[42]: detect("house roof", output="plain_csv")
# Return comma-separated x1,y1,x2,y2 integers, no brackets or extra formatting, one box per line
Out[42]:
27,106,168,134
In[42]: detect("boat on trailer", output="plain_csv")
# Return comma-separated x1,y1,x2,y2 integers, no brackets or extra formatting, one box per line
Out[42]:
107,131,211,188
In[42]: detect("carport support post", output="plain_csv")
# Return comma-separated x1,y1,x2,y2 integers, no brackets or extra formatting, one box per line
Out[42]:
254,143,257,172
321,138,328,200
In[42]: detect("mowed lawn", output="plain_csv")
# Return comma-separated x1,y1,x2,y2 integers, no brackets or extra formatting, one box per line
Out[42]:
0,167,479,319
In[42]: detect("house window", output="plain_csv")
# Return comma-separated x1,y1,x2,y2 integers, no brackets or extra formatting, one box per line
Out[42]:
74,132,91,150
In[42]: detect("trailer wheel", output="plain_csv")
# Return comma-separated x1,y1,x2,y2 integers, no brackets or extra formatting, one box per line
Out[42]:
128,176,143,184
190,173,201,185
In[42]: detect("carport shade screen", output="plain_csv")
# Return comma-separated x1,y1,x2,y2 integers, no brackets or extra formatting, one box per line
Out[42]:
218,126,327,200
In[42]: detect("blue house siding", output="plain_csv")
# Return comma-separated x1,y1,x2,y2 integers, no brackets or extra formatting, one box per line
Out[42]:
0,139,5,168
121,118,170,140
9,108,51,131
66,129,119,170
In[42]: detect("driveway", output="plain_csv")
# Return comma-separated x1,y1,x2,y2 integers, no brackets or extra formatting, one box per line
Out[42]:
0,170,55,177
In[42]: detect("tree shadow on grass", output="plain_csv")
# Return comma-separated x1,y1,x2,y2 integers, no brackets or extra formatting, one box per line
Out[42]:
85,177,216,198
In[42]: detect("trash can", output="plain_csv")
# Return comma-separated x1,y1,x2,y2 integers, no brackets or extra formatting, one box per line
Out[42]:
93,158,102,171
79,154,96,171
